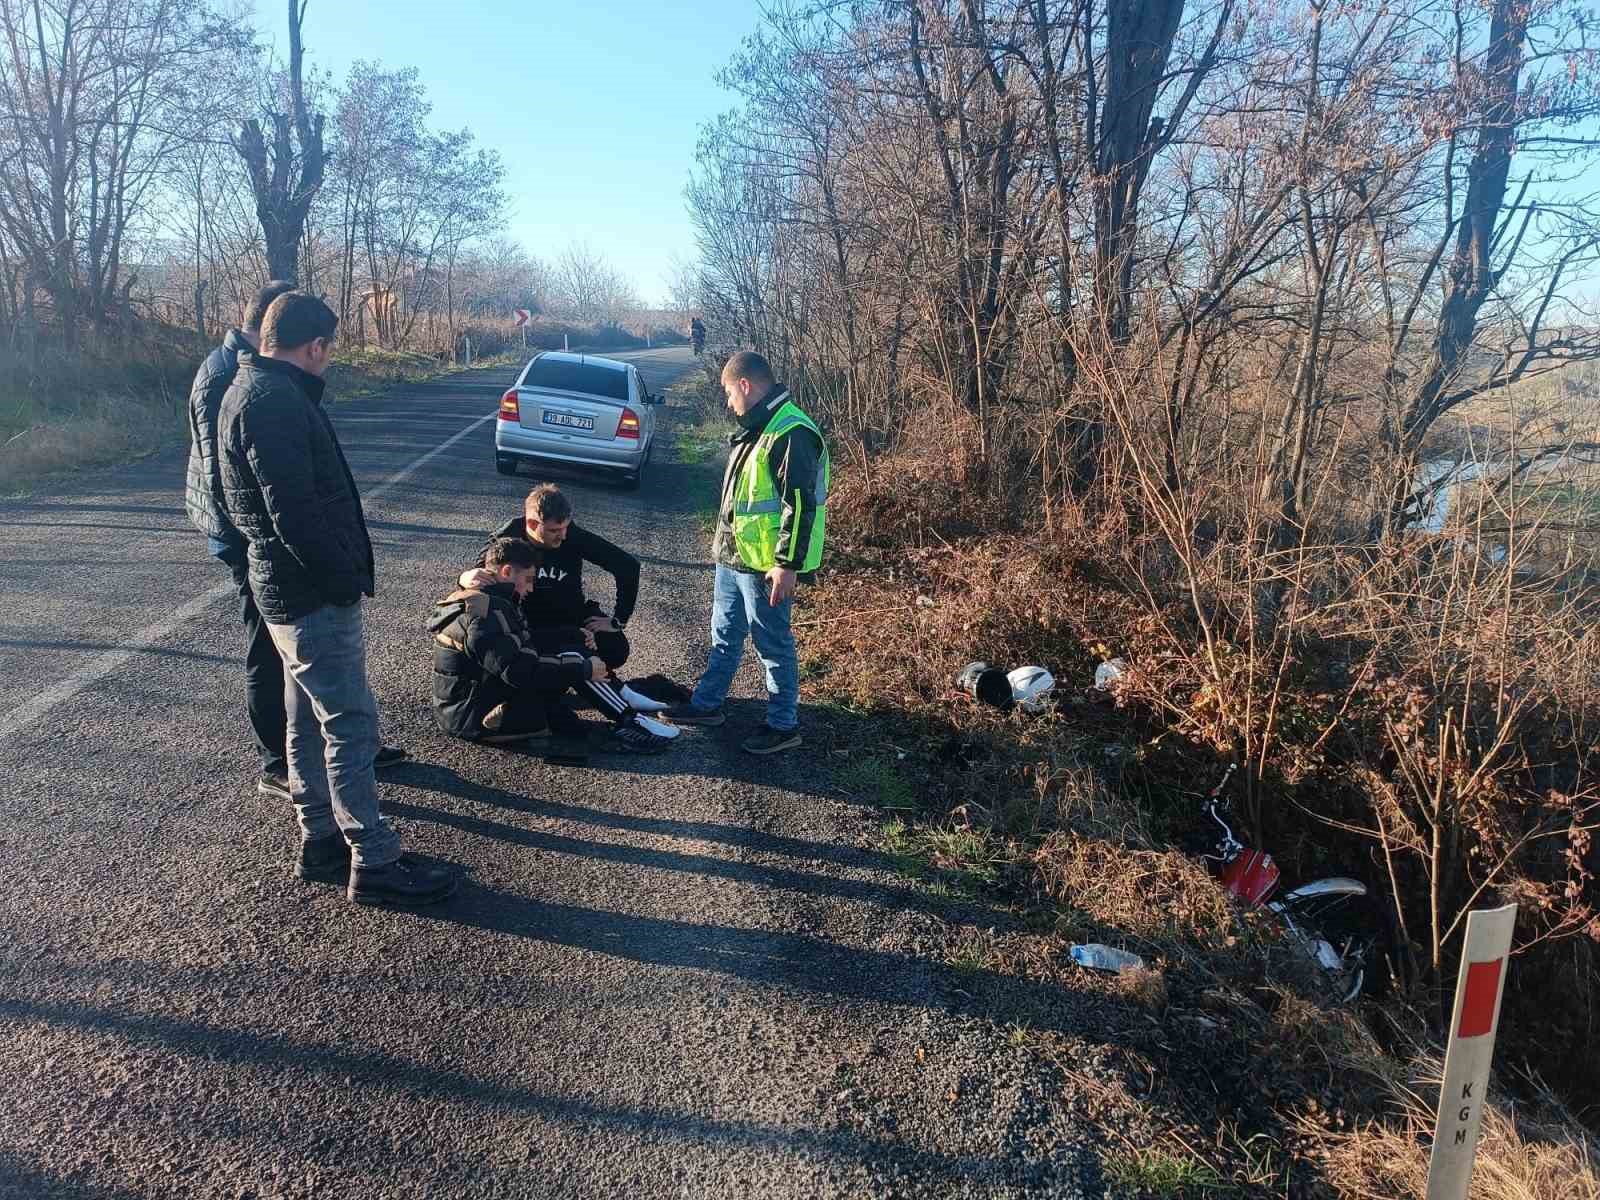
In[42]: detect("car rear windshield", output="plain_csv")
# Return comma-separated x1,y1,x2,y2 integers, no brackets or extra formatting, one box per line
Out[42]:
523,358,629,402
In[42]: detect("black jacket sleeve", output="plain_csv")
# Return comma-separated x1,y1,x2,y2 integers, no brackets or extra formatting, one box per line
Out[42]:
767,426,825,571
568,524,641,626
463,607,588,692
237,397,361,606
476,515,525,568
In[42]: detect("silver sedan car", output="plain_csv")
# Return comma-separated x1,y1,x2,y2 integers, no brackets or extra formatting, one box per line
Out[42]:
494,352,663,489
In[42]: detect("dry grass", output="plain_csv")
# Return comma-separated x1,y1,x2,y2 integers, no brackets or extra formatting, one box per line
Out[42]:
799,423,1600,1195
1310,1056,1600,1200
0,390,184,491
0,334,510,490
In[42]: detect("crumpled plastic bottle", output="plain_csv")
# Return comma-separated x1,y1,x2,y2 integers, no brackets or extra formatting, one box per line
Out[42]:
1094,659,1128,690
1069,943,1145,973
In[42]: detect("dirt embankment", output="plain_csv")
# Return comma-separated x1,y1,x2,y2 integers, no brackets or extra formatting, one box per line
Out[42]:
677,361,1600,1197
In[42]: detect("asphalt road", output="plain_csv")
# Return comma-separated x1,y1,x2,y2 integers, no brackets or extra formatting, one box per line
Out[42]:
0,346,1104,1199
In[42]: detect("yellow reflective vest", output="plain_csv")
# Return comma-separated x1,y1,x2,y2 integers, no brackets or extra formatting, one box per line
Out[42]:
730,396,829,573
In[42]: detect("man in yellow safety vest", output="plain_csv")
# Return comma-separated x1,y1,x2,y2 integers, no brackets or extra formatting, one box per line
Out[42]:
665,351,829,754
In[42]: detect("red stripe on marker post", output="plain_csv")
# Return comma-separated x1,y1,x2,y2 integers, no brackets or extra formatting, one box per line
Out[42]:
1456,958,1504,1038
1428,906,1516,1200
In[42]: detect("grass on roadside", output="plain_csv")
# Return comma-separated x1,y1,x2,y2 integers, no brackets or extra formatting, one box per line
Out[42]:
326,345,519,399
796,443,1600,1196
840,757,917,811
1,325,201,493
1103,1147,1233,1197
1307,1054,1600,1200
661,369,728,533
0,331,511,492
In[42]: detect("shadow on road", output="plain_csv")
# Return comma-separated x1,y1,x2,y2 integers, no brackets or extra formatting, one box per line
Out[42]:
0,1150,147,1200
391,766,883,872
0,992,1069,1190
0,637,233,665
383,793,1011,933
416,887,1080,1040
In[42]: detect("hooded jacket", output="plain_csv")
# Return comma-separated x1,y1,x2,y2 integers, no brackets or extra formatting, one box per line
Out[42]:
428,580,591,738
217,352,375,623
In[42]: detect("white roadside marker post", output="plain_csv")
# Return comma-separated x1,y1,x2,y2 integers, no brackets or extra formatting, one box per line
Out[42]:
1426,903,1517,1200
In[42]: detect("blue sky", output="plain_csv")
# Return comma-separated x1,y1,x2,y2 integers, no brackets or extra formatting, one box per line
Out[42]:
293,0,764,304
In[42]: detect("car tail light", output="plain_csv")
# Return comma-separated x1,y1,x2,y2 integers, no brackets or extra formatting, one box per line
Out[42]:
617,407,641,439
499,389,520,420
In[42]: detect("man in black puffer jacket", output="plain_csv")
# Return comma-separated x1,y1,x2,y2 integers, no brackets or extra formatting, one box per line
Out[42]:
186,280,403,804
185,280,293,793
218,292,456,908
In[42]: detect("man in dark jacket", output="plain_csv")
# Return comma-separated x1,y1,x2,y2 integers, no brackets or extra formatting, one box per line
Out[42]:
218,292,456,908
663,351,828,754
430,538,600,742
185,280,403,804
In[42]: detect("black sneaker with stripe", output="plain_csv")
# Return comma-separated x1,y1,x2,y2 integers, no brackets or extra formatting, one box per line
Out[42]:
609,719,671,755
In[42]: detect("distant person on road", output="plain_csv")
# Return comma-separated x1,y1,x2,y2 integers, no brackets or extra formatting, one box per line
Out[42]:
430,538,602,745
183,280,406,806
690,317,706,357
457,483,676,753
663,350,829,754
217,292,457,907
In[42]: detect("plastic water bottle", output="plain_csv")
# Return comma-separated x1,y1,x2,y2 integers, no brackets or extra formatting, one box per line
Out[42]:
1069,943,1145,973
1094,659,1127,690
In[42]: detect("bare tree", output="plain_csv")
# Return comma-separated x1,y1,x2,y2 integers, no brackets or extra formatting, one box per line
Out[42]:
1377,0,1600,534
231,0,323,284
549,240,639,325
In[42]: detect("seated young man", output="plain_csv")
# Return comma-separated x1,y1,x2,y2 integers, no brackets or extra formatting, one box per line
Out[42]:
477,483,637,662
440,538,672,753
431,538,639,749
465,482,677,740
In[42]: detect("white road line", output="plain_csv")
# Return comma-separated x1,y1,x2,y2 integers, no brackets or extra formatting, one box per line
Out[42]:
0,410,497,743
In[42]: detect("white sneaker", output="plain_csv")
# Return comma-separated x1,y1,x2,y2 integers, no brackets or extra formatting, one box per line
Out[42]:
620,684,670,713
632,713,680,739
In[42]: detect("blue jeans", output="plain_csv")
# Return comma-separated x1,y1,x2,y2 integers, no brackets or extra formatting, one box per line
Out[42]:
691,565,798,731
264,602,399,868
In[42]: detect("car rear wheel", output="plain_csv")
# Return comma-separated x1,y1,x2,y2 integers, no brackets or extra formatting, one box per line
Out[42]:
619,468,642,491
495,454,518,476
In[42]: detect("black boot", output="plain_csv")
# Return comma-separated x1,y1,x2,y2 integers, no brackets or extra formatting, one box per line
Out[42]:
347,854,459,907
294,834,351,884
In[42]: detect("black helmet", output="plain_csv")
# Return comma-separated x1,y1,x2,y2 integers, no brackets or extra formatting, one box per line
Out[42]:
956,661,1013,709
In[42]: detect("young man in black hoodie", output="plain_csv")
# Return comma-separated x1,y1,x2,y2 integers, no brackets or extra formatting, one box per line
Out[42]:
430,538,601,744
463,484,676,749
476,484,637,667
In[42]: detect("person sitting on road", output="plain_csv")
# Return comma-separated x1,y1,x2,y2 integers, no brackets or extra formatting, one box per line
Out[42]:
477,484,637,668
459,483,677,749
440,538,671,754
430,538,600,745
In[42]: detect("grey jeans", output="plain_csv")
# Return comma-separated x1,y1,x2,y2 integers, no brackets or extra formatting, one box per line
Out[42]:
265,601,400,869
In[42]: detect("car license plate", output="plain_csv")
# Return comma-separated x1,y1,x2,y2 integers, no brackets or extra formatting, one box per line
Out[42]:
542,411,594,431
